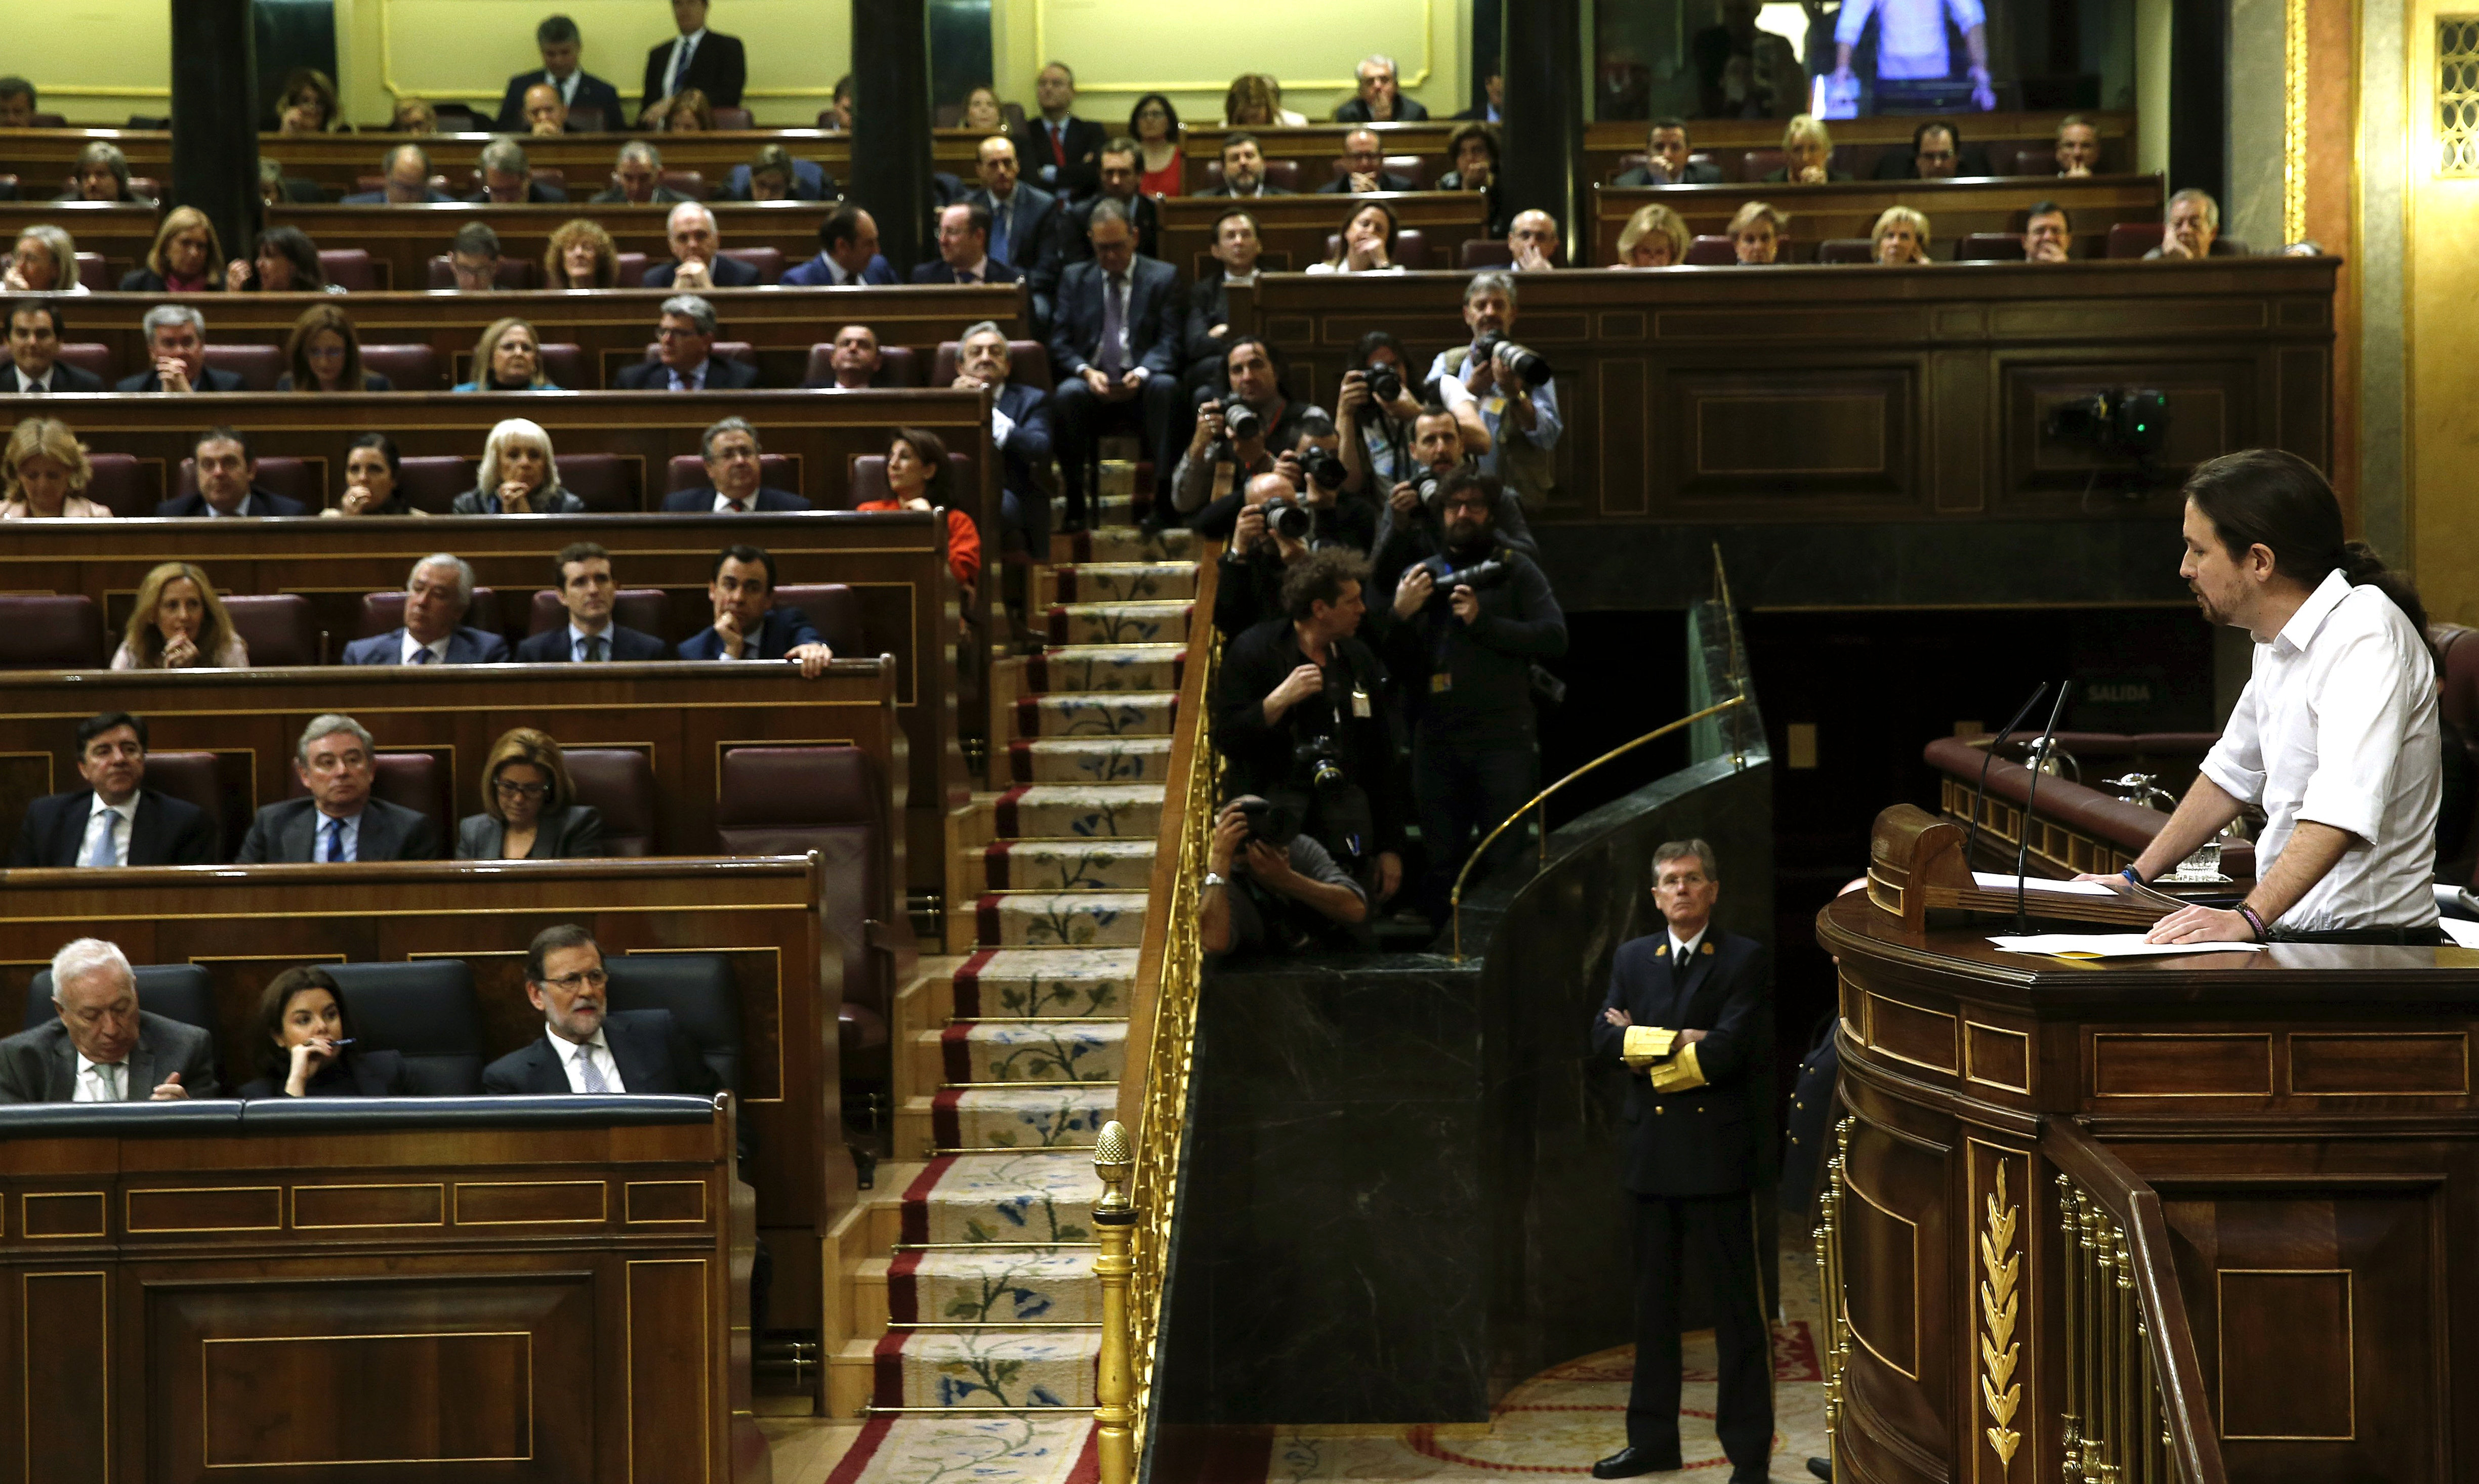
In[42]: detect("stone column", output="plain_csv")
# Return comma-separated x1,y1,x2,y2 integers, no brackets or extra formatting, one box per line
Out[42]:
1502,0,1584,262
169,0,262,262
852,0,936,275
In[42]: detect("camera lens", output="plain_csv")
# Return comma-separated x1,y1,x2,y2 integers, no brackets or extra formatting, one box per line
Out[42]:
1223,403,1263,442
1266,499,1313,541
1303,450,1348,491
1366,364,1403,404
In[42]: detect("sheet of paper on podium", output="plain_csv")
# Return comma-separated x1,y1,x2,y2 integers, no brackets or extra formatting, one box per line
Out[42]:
1987,933,2264,959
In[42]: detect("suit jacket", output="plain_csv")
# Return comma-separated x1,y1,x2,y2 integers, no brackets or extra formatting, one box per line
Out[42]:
968,184,1061,277
591,185,692,205
465,180,569,204
7,788,218,867
1614,160,1727,186
909,257,1022,287
1048,256,1184,379
643,253,762,289
614,356,762,391
235,795,443,864
276,371,393,392
729,159,835,201
1010,115,1107,198
339,625,514,665
642,29,748,110
6,362,104,393
454,804,607,859
1872,147,1994,180
676,606,820,661
482,1009,718,1095
660,485,811,513
1335,96,1432,122
449,484,586,515
514,623,669,661
1587,929,1770,1197
0,1013,221,1103
339,188,460,204
154,487,308,517
1052,193,1162,268
494,69,626,132
236,1047,414,1099
779,251,896,286
1195,182,1296,198
993,380,1053,510
1316,170,1419,193
117,365,248,394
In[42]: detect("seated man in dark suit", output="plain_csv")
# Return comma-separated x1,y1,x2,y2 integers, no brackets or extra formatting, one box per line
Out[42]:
493,14,626,132
911,202,1021,288
1048,200,1184,534
468,137,567,203
7,300,102,392
1197,134,1295,198
516,541,669,661
590,141,693,204
965,136,1060,290
340,144,459,204
663,416,810,512
642,201,761,289
235,713,445,863
801,323,882,391
1871,119,1992,180
1318,128,1419,193
484,923,721,1094
614,294,761,391
0,938,221,1101
341,554,513,665
156,427,309,517
678,544,834,676
1613,118,1726,186
641,0,747,117
119,305,248,394
1335,53,1431,121
781,206,897,286
6,710,217,867
951,320,1052,535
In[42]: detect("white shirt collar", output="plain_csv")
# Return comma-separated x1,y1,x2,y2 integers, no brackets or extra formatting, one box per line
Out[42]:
400,630,451,664
14,365,50,391
1669,922,1710,960
675,26,708,46
92,793,135,823
2271,569,2354,655
713,488,757,511
567,620,613,655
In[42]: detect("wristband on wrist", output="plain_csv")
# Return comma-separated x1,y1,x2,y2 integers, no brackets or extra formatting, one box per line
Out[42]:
2237,904,2268,941
2121,866,2145,887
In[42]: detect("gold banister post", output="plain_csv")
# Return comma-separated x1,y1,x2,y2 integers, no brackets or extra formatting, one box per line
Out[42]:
1093,1121,1137,1484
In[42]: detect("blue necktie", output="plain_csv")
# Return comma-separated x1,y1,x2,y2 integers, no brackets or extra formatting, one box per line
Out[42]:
670,35,696,96
990,200,1011,265
321,816,349,863
85,807,115,867
412,646,435,664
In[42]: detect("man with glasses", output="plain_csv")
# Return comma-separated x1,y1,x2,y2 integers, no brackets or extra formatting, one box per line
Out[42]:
1316,128,1417,194
616,294,760,391
235,714,444,863
483,924,721,1094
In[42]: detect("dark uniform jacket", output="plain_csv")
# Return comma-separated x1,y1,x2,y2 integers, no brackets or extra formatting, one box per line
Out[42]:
1587,928,1770,1197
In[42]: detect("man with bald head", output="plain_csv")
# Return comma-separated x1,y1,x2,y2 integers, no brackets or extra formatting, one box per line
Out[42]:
0,938,220,1103
1510,210,1562,271
521,82,571,136
342,144,456,204
1317,128,1419,194
966,135,1061,292
644,200,760,289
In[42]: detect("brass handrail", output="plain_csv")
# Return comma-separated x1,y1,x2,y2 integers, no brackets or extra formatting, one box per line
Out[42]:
1447,694,1748,961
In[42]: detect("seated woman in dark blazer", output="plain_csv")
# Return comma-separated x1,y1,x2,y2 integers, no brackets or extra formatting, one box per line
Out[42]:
237,965,416,1098
450,418,587,514
457,726,607,860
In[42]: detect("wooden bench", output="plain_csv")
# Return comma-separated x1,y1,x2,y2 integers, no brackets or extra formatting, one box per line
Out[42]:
1589,175,2165,264
1158,189,1491,280
1578,108,2141,189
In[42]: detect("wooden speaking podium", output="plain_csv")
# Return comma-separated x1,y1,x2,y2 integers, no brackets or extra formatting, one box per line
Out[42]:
1815,805,2479,1484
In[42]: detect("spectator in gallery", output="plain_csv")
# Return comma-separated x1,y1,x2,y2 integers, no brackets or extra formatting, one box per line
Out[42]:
1764,115,1852,184
2055,114,2101,176
1130,92,1183,196
646,86,716,133
730,143,832,201
1615,118,1724,186
802,322,883,391
59,142,153,205
342,145,457,204
949,320,1052,533
960,86,1005,133
857,426,980,603
0,938,221,1101
0,78,39,130
236,713,447,863
5,711,218,867
1011,60,1104,197
521,83,573,137
340,553,513,667
225,226,337,293
6,224,87,294
1309,200,1406,274
1319,128,1418,194
678,544,835,675
1510,210,1562,271
645,200,760,289
1436,123,1510,238
516,541,671,662
494,13,626,134
2,414,108,514
237,966,418,1098
446,221,506,291
2023,202,2073,263
1222,73,1308,129
119,206,222,294
1457,71,1505,123
470,137,568,204
1729,201,1787,264
278,303,394,392
1202,794,1372,957
457,727,607,859
156,426,309,516
2148,188,2225,259
1199,133,1295,199
616,293,761,390
390,99,438,133
664,415,810,512
113,561,249,669
7,303,101,394
1871,205,1934,264
275,67,343,134
457,317,560,391
913,201,1020,287
782,206,897,285
452,417,587,514
483,924,724,1094
1617,203,1691,267
1335,53,1429,122
592,141,691,205
641,0,748,118
1872,118,1989,179
326,432,430,518
544,218,621,288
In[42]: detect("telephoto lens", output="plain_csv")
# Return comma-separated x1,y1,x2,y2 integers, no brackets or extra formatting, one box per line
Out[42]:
1300,449,1349,490
1473,332,1554,388
1264,498,1314,541
1411,472,1443,507
1223,402,1263,442
1437,558,1510,591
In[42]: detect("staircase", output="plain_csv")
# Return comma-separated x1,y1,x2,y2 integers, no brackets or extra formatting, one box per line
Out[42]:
821,461,1204,1481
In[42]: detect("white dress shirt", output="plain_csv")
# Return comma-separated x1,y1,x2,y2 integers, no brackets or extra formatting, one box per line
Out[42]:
568,621,612,660
1668,923,1710,962
73,1053,129,1102
79,793,135,867
313,809,364,863
950,256,993,284
2199,569,2441,931
711,490,756,513
399,630,452,664
555,1031,627,1092
10,365,62,392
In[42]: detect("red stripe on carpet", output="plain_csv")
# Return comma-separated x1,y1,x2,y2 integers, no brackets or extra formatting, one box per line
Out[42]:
1044,606,1069,644
821,1414,898,1484
1054,570,1079,604
931,1087,964,1148
940,1022,973,1083
995,785,1030,838
953,952,997,1019
1027,654,1052,691
1171,652,1186,689
1007,739,1036,783
897,1154,953,1245
975,893,1003,949
887,1249,922,1324
984,837,1015,889
1015,693,1045,736
871,1331,907,1408
1065,1419,1102,1483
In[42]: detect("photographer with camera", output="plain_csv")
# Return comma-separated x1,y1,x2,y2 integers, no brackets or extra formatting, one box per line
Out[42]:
1370,404,1538,597
1428,272,1561,511
1202,794,1372,957
1213,549,1407,911
1212,441,1376,634
1387,469,1568,925
1335,330,1426,498
1170,337,1325,521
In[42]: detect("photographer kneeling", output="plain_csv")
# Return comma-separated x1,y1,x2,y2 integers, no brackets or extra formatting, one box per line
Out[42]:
1212,548,1408,910
1202,795,1372,957
1388,470,1568,926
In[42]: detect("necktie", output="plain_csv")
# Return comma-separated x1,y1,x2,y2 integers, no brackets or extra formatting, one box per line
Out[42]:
726,500,747,514
321,815,347,863
86,807,115,867
95,1063,121,1101
671,35,696,96
23,374,40,394
412,646,435,664
577,1045,610,1092
584,633,607,662
990,200,1011,265
1098,273,1128,379
1049,122,1066,165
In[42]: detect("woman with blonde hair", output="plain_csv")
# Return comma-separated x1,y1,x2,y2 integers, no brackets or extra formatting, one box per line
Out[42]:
456,317,558,391
1223,73,1306,128
651,87,715,132
113,562,247,669
1728,201,1788,264
1309,200,1406,274
543,218,619,289
1871,205,1934,264
1,417,110,520
4,225,87,294
278,303,391,392
275,68,342,133
1617,203,1691,267
452,418,586,514
1763,114,1851,184
118,206,221,293
456,727,605,860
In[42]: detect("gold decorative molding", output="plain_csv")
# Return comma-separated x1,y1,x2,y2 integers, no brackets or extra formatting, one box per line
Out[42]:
1031,0,1435,94
2284,0,2308,237
376,0,841,103
1978,1160,2023,1468
2440,16,2479,176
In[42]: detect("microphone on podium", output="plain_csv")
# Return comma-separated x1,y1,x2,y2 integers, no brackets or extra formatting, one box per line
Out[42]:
1962,682,2051,874
2013,680,2076,934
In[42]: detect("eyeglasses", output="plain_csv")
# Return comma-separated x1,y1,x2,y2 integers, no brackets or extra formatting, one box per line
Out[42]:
494,779,549,798
543,968,607,992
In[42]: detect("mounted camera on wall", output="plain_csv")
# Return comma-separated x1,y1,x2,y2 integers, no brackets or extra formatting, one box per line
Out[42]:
2046,388,2171,498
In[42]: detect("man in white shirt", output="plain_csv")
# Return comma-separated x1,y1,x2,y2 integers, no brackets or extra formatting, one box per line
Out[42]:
1426,273,1562,510
639,0,746,118
2104,450,2441,943
235,713,445,863
0,937,219,1102
482,924,724,1095
6,711,218,867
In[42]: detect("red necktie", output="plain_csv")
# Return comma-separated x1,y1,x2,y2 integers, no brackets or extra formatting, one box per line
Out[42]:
1049,122,1067,166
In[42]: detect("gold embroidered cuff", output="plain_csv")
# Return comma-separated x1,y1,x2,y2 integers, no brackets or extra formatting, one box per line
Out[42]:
1648,1040,1708,1092
1622,1025,1677,1069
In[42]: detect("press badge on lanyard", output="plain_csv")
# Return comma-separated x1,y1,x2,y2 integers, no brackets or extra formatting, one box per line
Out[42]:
1351,686,1373,718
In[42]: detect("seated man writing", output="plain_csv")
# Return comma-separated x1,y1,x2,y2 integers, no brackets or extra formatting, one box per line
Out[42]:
0,938,220,1101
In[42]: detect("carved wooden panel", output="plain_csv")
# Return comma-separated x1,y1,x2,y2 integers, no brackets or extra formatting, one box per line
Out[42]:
23,1270,108,1484
2091,1033,2274,1098
2287,1032,2471,1096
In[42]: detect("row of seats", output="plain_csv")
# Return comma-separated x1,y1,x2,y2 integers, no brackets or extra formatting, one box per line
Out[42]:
1192,143,2092,193
1610,144,2092,184
1673,223,2239,264
0,581,865,668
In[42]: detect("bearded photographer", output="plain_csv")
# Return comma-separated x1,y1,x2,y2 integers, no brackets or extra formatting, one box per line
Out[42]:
1213,549,1407,909
1169,338,1324,523
1370,404,1538,596
1202,795,1372,957
1387,470,1568,925
1428,272,1562,511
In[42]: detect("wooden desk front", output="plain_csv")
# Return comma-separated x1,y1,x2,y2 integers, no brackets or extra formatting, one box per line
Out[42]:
0,1097,762,1484
1228,256,2338,525
267,201,840,294
1589,175,2163,264
1578,108,2140,189
1157,190,1490,280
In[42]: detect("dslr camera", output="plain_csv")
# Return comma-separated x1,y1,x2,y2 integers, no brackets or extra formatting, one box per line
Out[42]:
1235,796,1300,847
1218,401,1263,446
1298,448,1348,493
1420,554,1510,602
1292,734,1348,792
1472,332,1554,388
1261,496,1314,542
1364,361,1404,405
